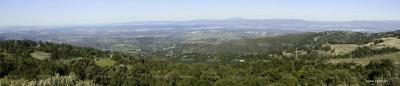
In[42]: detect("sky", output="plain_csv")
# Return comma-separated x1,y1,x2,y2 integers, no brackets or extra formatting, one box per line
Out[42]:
0,0,399,26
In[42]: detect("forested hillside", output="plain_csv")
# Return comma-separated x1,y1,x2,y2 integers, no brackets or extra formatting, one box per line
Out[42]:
167,31,376,55
1,30,400,85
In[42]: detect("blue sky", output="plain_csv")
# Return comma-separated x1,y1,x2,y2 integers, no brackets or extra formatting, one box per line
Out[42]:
0,0,399,26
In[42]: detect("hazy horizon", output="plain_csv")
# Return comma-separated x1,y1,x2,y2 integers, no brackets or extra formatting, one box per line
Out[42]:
1,0,399,26
2,17,400,27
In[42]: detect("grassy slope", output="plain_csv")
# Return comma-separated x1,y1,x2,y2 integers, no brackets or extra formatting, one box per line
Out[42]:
95,59,116,67
328,37,400,65
328,51,400,66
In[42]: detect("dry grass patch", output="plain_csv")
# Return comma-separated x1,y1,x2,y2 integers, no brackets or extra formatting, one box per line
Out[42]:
95,59,116,67
375,37,400,49
30,51,51,60
330,44,362,55
328,37,400,55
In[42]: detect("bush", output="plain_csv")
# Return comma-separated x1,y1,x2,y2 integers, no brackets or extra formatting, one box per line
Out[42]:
11,73,99,86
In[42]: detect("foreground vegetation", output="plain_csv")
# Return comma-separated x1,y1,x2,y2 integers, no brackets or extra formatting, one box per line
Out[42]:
1,30,400,86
